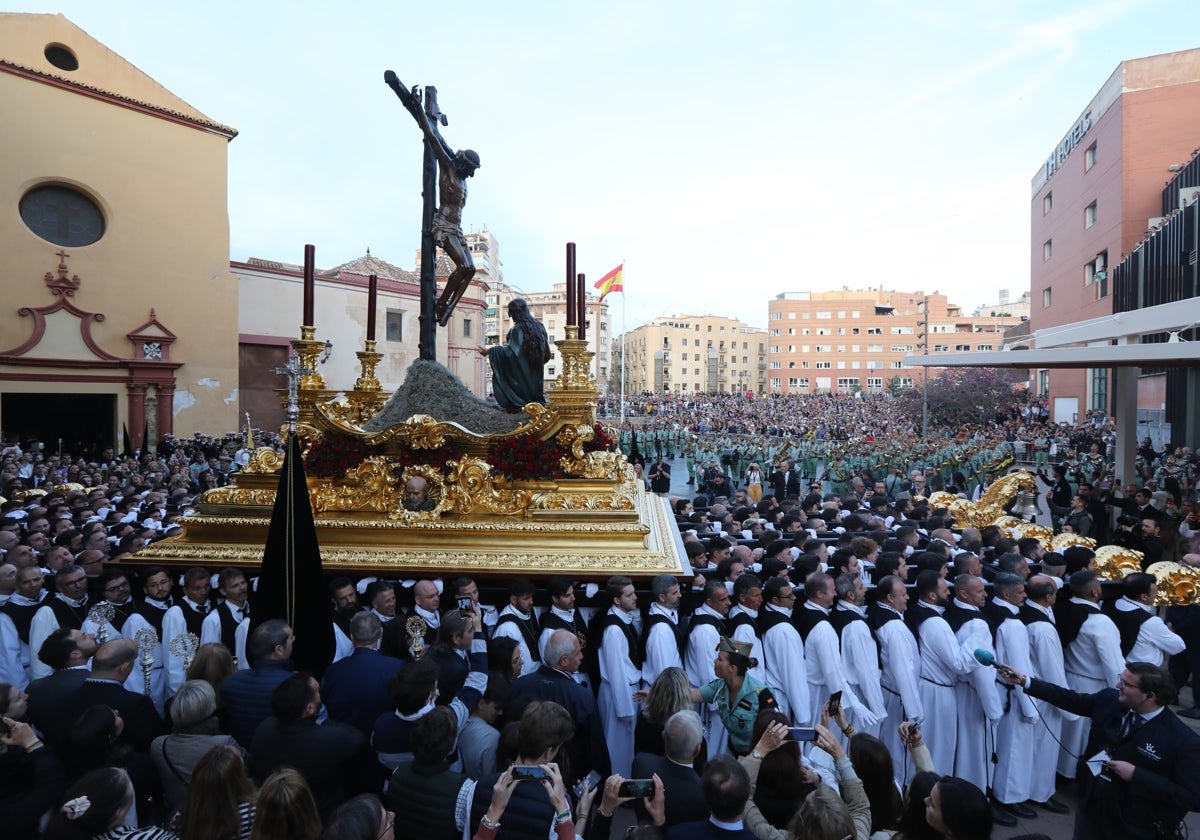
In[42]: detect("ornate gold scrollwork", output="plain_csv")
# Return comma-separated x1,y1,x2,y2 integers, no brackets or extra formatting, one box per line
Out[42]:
312,457,399,514
239,446,285,475
445,457,531,516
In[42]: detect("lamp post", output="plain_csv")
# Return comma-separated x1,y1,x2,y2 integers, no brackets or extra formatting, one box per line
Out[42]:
917,295,930,438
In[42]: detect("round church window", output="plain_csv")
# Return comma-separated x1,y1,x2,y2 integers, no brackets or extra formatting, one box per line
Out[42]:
19,184,106,247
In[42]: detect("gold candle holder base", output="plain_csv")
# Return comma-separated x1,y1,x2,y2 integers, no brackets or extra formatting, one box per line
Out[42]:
292,325,326,391
355,340,384,391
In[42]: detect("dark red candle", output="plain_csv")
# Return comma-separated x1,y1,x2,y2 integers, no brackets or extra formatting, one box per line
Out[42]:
577,273,586,341
302,243,316,327
565,242,577,326
367,274,378,341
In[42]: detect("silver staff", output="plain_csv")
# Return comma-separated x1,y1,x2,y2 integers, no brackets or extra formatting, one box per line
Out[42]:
133,627,159,697
87,603,116,644
168,631,200,670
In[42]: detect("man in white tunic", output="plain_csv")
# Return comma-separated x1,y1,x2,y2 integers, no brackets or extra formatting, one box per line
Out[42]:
830,573,885,738
1111,572,1185,666
727,574,765,685
595,575,643,777
758,577,809,722
871,574,923,784
641,574,683,687
121,566,174,713
987,573,1040,820
942,574,1002,793
685,579,731,755
1019,575,1074,815
908,570,973,777
1055,570,1123,779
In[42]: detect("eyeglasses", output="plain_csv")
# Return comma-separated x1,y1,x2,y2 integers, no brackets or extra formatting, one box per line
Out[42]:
1117,676,1142,691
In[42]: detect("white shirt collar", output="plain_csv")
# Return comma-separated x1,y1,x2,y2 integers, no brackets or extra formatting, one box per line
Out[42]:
803,602,830,616
1120,596,1154,615
953,600,980,613
837,601,866,617
414,604,440,625
994,598,1019,615
1025,600,1055,622
917,601,945,615
766,603,793,618
550,605,575,622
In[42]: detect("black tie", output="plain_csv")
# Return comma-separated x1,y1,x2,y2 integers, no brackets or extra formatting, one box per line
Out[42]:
1119,711,1144,740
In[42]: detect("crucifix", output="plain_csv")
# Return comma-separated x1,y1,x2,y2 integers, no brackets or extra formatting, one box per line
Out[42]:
274,350,313,433
384,71,481,361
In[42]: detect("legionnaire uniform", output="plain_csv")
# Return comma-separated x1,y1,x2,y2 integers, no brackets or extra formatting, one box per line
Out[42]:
698,638,779,756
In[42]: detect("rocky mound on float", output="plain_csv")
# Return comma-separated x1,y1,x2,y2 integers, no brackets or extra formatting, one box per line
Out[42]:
361,359,526,435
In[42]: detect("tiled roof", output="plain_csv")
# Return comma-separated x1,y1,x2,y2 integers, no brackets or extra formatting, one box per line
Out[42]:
329,253,417,283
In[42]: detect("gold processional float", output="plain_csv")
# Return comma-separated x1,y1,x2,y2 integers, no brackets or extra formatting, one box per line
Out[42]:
129,325,688,581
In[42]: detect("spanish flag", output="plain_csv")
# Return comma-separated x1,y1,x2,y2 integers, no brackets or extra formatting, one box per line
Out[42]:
594,264,623,302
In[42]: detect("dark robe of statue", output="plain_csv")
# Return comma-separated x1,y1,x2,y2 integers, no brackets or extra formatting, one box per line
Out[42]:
483,298,551,411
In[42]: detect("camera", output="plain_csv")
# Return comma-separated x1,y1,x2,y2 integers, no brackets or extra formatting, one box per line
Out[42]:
1117,514,1139,528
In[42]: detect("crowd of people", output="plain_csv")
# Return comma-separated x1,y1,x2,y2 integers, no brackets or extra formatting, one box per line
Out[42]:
1,402,1200,839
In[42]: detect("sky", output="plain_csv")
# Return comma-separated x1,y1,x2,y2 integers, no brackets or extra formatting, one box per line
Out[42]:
15,0,1200,330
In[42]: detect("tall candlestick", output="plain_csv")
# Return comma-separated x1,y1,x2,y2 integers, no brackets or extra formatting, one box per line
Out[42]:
565,243,577,326
577,273,587,341
367,274,378,341
302,243,315,327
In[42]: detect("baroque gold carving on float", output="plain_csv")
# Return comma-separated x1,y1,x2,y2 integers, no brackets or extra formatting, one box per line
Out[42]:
445,457,531,516
239,446,285,475
1148,561,1200,606
195,487,279,507
311,457,398,514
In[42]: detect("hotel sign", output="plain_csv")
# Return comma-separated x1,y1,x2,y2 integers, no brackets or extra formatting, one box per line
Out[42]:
1045,111,1092,179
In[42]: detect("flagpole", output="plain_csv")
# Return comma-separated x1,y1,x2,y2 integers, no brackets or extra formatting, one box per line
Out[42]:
620,279,626,423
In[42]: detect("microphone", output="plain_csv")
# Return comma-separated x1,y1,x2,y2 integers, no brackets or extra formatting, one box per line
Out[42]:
973,648,1019,679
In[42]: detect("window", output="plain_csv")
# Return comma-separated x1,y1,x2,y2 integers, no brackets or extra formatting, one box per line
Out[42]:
866,378,883,389
462,319,472,338
851,361,861,369
795,378,809,388
770,361,782,369
801,345,810,353
1084,143,1096,171
836,345,846,353
801,361,809,368
788,377,799,387
1085,201,1097,228
890,345,910,353
851,345,860,352
814,345,832,353
770,345,781,353
386,309,404,342
788,361,796,369
770,328,781,336
891,326,914,335
837,377,859,390
815,361,831,369
771,312,782,320
934,344,949,352
770,377,782,388
894,377,914,387
816,311,832,319
1043,192,1053,215
891,361,905,369
20,184,105,246
837,361,846,369
976,344,993,351
866,360,881,369
1037,369,1049,397
867,344,883,353
1043,288,1052,308
866,327,882,335
787,328,796,335
1090,368,1108,410
682,338,688,346
955,344,971,352
1043,240,1052,261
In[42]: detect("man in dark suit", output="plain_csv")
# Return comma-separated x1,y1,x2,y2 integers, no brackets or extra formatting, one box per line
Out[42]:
769,460,800,500
320,611,404,737
631,709,708,828
509,628,608,781
76,638,167,752
666,753,756,839
25,626,96,747
1000,660,1200,840
250,672,366,820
